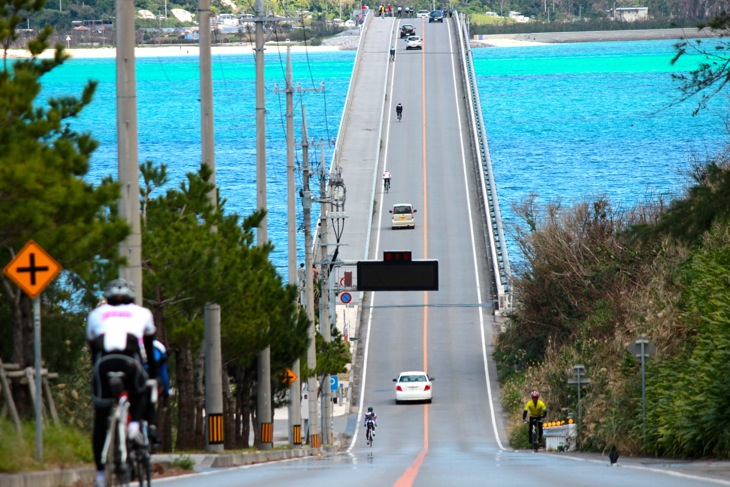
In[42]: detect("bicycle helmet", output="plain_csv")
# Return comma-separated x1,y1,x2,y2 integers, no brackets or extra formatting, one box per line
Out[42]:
367,406,373,412
104,278,136,304
530,390,540,399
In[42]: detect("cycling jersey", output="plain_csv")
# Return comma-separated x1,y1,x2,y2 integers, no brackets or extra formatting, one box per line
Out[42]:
364,411,377,426
524,399,547,418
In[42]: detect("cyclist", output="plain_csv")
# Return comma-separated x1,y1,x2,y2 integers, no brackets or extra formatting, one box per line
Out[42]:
87,278,157,487
363,406,378,437
382,170,391,192
396,103,403,121
144,339,170,447
522,390,547,447
390,45,395,61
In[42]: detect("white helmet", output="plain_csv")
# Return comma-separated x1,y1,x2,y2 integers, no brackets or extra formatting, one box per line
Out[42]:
103,278,136,301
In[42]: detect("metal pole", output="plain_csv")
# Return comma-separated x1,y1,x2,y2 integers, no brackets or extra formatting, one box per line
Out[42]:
33,298,42,461
285,46,302,447
116,0,142,301
254,0,272,451
318,143,331,445
641,340,646,441
302,108,320,448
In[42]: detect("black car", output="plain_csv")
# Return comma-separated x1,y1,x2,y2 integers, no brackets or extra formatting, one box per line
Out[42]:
429,9,443,22
400,24,416,37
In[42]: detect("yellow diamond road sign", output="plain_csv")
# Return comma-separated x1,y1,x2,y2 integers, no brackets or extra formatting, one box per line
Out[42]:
283,368,297,386
3,241,62,299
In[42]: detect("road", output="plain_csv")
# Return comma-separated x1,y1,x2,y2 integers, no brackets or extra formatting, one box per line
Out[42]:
155,15,730,487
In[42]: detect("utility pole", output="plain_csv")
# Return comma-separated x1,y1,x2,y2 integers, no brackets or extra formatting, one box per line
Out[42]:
254,0,273,451
314,137,343,447
284,46,301,448
273,47,322,447
301,107,320,448
116,0,142,301
200,0,224,452
317,139,331,446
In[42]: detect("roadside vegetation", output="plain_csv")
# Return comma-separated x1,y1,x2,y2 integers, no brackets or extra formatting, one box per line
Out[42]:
496,16,730,458
0,419,92,472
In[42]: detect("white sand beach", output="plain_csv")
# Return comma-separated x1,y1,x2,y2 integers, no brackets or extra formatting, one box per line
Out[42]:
6,43,347,59
4,27,719,59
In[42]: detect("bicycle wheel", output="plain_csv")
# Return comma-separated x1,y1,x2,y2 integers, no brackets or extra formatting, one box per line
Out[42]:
130,446,151,487
103,413,117,486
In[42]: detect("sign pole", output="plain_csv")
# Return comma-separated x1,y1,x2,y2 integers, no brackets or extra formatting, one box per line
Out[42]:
33,296,42,462
3,240,62,462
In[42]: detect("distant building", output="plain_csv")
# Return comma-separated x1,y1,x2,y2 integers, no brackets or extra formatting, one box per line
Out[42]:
613,7,648,22
508,11,531,23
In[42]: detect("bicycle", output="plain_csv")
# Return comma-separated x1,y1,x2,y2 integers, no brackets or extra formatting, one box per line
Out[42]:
365,421,375,447
528,418,543,453
101,372,156,487
396,110,402,122
383,178,391,193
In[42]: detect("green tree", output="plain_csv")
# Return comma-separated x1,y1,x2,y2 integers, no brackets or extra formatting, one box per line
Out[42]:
140,161,312,450
0,0,128,417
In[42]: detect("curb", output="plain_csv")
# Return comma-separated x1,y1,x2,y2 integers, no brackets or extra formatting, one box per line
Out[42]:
0,444,344,487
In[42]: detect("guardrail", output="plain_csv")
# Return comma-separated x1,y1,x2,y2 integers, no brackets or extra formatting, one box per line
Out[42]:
452,12,512,314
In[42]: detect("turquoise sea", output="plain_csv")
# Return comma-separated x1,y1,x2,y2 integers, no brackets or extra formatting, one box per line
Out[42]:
39,39,728,277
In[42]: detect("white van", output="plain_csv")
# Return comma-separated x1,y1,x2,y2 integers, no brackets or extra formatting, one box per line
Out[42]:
216,14,239,25
390,203,417,229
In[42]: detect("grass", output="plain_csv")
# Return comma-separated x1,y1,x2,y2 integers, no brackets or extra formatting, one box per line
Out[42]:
0,419,93,473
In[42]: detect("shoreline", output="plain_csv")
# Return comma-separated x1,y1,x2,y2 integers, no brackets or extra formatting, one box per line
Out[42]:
5,27,720,59
472,27,720,47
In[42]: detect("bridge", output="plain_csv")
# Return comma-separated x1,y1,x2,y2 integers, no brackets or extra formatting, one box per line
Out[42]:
324,11,510,314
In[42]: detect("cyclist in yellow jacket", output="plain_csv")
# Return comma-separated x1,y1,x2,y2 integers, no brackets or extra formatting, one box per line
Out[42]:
522,390,547,445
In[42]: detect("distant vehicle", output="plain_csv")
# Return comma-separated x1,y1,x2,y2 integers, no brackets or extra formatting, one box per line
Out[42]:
216,13,239,25
400,24,415,37
416,9,429,18
390,203,417,228
404,35,422,50
394,371,434,404
429,9,443,22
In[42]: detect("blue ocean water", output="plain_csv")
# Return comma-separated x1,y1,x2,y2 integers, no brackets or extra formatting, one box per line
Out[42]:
474,40,727,267
39,39,727,277
41,49,355,279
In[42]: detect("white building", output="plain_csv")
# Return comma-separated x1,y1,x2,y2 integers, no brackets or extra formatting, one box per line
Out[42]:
613,7,648,22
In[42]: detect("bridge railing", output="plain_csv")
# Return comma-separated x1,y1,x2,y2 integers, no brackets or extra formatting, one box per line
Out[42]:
452,12,512,314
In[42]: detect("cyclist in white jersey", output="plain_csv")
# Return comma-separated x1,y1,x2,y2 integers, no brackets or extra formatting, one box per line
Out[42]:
87,278,157,487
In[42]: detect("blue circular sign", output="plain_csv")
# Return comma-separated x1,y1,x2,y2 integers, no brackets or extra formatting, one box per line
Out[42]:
340,292,352,304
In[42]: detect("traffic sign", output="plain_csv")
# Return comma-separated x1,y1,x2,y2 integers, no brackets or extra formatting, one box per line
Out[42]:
3,241,62,299
340,292,352,304
282,368,298,386
330,375,338,390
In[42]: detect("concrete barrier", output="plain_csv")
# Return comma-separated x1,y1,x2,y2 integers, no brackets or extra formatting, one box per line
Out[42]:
544,424,576,451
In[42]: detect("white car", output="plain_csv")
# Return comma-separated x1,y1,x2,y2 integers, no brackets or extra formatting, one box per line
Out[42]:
394,371,434,404
405,35,422,50
390,203,417,228
416,9,429,18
